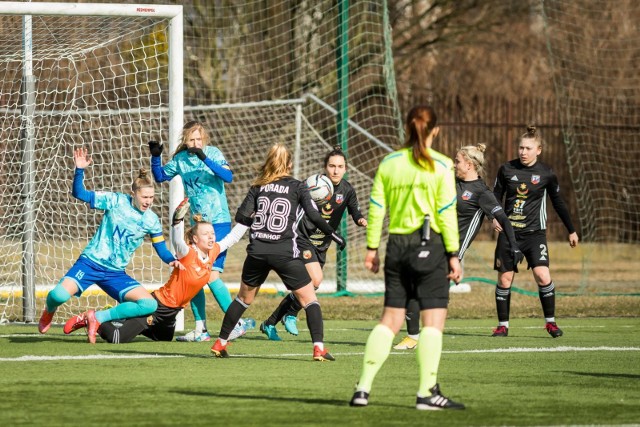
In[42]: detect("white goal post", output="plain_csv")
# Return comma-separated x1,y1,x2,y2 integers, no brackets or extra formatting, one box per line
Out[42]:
0,2,183,323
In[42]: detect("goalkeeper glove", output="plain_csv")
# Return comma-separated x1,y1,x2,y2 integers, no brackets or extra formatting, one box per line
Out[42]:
511,248,525,273
187,147,207,161
331,232,346,251
172,198,190,225
148,140,163,157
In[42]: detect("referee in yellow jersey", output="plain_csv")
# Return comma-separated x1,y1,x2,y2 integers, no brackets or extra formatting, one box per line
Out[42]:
349,105,465,410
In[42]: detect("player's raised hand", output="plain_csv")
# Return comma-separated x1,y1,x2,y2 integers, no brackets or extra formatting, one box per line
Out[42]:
73,147,92,169
172,198,190,226
148,140,163,157
187,147,207,161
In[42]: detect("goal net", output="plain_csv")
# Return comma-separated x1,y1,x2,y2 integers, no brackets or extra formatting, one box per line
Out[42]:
1,1,402,324
541,0,640,295
0,3,184,323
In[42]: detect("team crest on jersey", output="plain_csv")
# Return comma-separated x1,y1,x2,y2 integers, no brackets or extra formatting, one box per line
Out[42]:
322,203,334,215
146,315,154,326
335,194,344,204
461,190,473,201
516,183,529,197
303,250,312,260
531,175,540,185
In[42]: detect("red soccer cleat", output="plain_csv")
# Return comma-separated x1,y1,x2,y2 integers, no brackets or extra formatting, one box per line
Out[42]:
313,345,335,362
210,339,229,358
545,322,563,338
491,325,509,337
85,310,101,344
63,313,88,335
38,309,55,334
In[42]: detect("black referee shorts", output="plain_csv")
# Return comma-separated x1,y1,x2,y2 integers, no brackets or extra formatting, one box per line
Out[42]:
383,229,449,310
241,251,312,291
494,229,550,272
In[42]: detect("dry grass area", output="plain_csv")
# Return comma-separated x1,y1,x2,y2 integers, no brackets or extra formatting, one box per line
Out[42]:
186,287,638,324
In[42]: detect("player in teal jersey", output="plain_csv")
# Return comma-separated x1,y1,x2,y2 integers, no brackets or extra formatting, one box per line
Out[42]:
150,121,247,342
350,105,465,410
38,148,183,344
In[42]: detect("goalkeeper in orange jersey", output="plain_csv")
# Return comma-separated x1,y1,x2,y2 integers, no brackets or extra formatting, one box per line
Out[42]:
63,199,249,344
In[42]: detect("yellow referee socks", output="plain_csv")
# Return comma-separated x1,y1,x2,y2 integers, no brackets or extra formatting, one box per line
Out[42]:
356,324,395,393
417,326,443,396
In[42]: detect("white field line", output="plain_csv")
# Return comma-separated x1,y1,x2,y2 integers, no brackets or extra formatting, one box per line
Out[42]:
0,354,184,362
0,324,636,338
229,346,640,358
1,346,636,362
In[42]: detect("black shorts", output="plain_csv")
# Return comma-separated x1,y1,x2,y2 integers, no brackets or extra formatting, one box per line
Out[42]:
99,294,180,343
494,229,550,272
383,230,449,310
241,252,311,291
297,238,327,267
143,296,181,341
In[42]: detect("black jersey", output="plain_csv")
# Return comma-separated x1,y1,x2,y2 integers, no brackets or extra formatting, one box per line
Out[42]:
299,178,365,253
456,178,505,259
493,159,575,234
235,176,335,256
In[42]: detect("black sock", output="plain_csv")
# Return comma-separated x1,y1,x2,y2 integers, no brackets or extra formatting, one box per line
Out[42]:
304,301,323,343
285,293,303,317
406,299,421,335
495,285,511,323
538,281,556,319
266,293,296,325
220,298,248,340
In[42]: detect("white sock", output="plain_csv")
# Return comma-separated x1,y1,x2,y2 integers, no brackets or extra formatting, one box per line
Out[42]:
195,320,206,333
313,342,324,351
408,334,419,340
545,317,556,323
499,321,509,327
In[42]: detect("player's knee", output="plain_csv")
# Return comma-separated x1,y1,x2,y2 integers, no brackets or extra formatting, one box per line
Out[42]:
137,298,157,316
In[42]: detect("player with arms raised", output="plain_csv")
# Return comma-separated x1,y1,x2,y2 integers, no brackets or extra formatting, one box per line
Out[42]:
68,200,248,343
38,148,182,343
149,121,246,342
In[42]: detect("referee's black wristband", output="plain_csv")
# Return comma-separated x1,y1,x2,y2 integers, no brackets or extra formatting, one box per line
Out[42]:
366,246,378,251
446,251,459,258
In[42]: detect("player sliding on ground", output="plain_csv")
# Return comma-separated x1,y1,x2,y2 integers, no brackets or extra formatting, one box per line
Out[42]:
149,121,247,342
38,148,183,343
64,199,248,343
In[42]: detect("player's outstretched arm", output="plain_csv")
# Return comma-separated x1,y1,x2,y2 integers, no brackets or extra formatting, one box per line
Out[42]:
71,147,94,204
148,141,172,183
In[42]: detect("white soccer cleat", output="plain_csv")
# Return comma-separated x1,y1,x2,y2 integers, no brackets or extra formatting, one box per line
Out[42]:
228,319,247,341
176,330,211,342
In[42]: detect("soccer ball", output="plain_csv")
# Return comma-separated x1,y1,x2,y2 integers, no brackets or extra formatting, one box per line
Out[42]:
305,174,334,204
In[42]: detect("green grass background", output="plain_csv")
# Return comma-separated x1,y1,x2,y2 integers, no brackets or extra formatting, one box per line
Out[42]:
1,317,638,426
